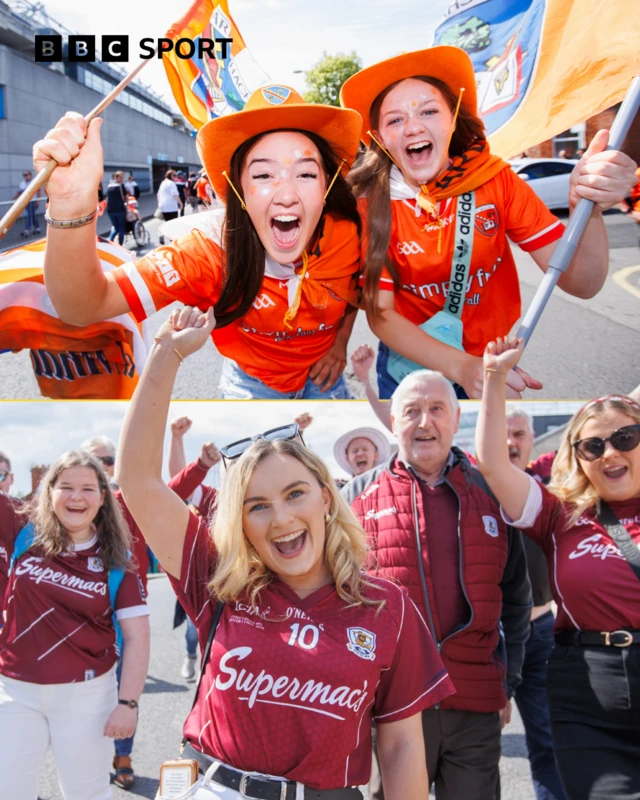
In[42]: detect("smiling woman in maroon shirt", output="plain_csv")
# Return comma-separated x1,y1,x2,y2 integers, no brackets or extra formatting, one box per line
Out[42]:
475,335,640,800
116,305,454,800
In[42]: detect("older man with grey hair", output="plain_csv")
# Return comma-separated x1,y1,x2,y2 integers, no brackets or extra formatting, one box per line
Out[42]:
344,370,531,800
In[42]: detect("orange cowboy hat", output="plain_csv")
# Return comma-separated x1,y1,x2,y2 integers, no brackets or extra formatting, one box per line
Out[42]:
340,46,477,147
197,85,363,201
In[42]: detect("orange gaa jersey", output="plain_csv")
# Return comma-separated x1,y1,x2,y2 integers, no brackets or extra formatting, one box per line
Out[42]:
112,210,360,393
360,167,565,357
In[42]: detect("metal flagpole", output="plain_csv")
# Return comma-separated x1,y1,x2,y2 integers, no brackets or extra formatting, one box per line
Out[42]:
0,52,157,241
517,75,640,344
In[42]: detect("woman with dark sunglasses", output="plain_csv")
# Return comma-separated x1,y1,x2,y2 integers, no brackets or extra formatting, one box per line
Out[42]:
474,335,640,800
116,305,455,800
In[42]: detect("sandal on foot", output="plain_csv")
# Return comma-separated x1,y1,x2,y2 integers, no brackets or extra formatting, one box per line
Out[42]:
113,755,135,790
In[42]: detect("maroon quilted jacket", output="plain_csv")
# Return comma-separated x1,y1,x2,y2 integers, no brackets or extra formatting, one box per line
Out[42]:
343,449,531,713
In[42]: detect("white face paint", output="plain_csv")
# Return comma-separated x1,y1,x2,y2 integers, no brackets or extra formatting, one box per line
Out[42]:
259,186,271,196
280,169,288,177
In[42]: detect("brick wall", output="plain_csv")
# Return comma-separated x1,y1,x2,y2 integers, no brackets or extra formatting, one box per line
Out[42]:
523,103,640,164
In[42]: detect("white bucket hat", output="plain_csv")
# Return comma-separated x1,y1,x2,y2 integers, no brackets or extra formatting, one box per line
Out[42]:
334,427,391,476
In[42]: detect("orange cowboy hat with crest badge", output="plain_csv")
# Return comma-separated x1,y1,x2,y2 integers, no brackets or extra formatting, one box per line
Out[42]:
197,85,362,200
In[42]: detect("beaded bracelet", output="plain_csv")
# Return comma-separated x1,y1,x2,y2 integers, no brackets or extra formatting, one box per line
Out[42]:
44,206,100,229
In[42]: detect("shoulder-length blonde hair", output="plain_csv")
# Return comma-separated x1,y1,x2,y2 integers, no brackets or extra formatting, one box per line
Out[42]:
548,395,640,526
32,450,131,571
349,76,486,319
208,439,382,610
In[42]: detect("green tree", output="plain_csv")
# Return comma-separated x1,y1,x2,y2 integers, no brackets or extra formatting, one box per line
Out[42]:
304,51,363,107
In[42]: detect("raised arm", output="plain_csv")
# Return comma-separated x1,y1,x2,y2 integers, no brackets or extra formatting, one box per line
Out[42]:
115,306,215,578
33,112,129,325
168,417,192,478
475,336,533,521
368,290,542,400
351,344,392,431
531,130,638,299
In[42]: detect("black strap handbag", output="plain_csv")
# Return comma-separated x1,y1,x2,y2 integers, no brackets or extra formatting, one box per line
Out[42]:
598,501,640,581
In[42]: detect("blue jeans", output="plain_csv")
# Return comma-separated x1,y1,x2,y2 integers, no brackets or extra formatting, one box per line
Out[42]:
219,358,351,399
185,617,198,658
376,342,469,400
108,210,127,246
114,658,135,758
25,201,38,232
514,610,567,800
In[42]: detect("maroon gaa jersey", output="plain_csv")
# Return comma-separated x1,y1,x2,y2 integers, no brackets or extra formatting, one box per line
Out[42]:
170,513,454,790
505,476,640,632
0,534,148,684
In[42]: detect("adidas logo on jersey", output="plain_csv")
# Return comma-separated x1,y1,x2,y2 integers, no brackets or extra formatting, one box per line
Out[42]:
396,241,425,255
252,293,276,311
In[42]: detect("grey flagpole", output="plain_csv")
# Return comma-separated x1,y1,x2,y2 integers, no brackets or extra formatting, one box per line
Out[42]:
517,75,640,345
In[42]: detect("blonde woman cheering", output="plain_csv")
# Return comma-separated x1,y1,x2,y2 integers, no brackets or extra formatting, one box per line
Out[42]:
116,306,454,800
475,336,640,799
0,451,150,800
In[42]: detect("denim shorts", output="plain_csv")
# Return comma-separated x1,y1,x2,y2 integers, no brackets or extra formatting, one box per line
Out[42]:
376,342,469,400
218,359,351,400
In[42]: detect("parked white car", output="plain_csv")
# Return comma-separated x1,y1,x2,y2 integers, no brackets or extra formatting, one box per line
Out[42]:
510,157,578,211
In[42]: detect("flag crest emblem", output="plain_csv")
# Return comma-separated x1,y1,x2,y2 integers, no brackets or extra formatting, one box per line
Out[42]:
261,86,292,106
347,627,376,660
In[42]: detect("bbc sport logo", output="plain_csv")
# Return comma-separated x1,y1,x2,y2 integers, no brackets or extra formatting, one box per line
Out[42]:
35,35,233,64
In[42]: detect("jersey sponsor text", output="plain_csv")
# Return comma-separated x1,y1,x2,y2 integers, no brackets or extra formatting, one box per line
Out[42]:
215,646,369,717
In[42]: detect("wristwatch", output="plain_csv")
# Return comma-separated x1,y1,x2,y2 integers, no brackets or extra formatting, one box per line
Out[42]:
118,699,139,709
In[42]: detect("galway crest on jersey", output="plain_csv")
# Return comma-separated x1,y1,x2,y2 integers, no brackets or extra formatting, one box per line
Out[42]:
347,627,377,661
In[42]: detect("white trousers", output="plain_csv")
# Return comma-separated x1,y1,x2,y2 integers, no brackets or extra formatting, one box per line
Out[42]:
0,666,118,800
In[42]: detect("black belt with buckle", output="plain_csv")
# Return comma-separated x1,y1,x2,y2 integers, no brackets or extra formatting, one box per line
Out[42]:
555,629,640,648
182,742,362,800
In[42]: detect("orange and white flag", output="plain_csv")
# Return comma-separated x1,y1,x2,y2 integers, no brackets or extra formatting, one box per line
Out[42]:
433,0,640,158
0,238,148,399
163,0,268,130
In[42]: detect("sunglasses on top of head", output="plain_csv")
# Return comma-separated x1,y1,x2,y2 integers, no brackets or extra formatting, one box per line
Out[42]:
97,456,115,467
572,424,640,462
220,423,303,465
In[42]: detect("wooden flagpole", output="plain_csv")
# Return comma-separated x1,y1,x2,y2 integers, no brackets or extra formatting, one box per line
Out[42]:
0,54,156,241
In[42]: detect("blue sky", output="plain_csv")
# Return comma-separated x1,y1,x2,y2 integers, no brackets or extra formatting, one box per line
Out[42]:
1,399,582,496
44,0,449,109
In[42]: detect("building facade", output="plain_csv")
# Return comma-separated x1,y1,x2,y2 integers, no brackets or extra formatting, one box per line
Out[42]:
0,0,200,208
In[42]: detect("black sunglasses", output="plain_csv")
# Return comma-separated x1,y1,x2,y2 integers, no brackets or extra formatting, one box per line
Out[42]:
98,456,116,467
573,424,640,462
220,423,303,464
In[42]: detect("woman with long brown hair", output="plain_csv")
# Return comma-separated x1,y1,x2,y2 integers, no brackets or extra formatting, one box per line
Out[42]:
475,336,640,799
36,86,363,399
0,451,150,800
341,46,637,400
116,304,454,799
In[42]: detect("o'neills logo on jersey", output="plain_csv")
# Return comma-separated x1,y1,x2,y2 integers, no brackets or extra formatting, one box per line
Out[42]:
215,647,369,719
14,556,107,598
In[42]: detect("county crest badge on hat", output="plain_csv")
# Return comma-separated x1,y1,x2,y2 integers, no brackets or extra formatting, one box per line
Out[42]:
347,627,376,661
261,86,292,106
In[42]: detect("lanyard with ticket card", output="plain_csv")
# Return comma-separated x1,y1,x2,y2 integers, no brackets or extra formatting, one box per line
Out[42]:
157,601,225,798
386,191,476,385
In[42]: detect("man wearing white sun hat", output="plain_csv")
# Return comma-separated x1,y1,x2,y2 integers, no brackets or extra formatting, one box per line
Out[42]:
334,427,391,479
